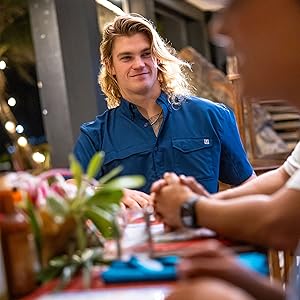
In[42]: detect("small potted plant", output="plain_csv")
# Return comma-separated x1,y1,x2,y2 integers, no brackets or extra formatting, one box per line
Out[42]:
9,151,145,288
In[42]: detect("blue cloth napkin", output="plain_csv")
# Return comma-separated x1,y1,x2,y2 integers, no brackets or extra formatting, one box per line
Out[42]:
101,256,179,283
238,252,269,276
101,252,268,284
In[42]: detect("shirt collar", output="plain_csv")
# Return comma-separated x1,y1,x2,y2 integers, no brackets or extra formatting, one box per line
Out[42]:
119,91,172,120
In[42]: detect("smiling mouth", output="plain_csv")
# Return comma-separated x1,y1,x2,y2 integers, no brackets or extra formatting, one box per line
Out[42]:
131,72,149,77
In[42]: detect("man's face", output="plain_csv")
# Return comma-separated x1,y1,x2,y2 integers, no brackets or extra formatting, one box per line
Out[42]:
110,33,160,100
212,0,300,103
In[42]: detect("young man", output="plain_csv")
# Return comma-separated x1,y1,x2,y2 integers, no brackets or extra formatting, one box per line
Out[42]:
152,0,300,299
73,14,254,209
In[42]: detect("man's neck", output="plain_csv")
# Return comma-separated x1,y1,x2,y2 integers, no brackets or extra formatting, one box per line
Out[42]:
123,85,162,118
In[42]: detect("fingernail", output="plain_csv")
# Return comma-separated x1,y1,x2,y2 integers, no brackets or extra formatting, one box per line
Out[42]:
178,260,191,272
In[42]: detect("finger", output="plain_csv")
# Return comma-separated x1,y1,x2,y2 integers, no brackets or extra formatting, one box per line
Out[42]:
178,258,221,278
135,191,151,201
177,257,235,279
154,210,162,222
128,193,150,208
164,223,176,232
164,172,180,184
134,196,149,208
180,240,226,258
179,175,210,196
149,192,155,206
121,196,142,210
151,179,167,193
120,202,126,211
122,189,150,207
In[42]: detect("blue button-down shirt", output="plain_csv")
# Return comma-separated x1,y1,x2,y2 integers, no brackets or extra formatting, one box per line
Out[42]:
74,92,253,193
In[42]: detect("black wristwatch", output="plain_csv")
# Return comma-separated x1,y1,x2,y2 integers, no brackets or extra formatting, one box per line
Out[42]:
180,195,200,228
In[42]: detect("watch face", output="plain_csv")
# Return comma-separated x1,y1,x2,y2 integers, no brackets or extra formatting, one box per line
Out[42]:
181,202,194,228
180,197,199,228
182,214,193,227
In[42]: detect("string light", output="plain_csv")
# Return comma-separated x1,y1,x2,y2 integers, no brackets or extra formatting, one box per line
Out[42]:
0,60,6,70
7,145,16,154
32,152,46,163
0,58,35,169
17,136,28,147
8,97,16,107
5,121,16,133
16,124,24,134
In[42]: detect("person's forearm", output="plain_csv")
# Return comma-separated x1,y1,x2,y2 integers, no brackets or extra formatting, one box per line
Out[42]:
227,264,284,300
214,167,289,200
196,188,300,250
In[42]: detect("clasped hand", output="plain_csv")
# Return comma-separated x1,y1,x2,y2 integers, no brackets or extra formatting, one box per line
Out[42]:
150,172,210,229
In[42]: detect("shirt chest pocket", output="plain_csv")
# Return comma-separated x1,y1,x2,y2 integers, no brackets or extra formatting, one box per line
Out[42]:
172,138,214,179
102,145,153,176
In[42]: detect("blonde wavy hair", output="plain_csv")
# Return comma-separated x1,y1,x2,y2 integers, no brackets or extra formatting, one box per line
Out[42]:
99,13,193,109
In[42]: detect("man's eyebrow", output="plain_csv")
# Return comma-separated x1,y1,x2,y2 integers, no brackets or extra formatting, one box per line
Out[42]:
117,47,151,58
117,51,132,58
141,47,151,52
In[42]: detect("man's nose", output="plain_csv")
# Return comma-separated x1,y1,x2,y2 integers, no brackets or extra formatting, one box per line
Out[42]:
209,14,234,55
132,56,145,69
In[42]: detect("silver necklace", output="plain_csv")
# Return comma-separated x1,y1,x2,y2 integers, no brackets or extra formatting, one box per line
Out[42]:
148,110,163,126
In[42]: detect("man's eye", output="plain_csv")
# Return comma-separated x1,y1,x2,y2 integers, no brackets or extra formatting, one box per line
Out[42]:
142,52,151,58
121,56,131,61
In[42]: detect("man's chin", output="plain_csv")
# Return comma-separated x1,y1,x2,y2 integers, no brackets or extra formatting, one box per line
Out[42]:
133,84,155,95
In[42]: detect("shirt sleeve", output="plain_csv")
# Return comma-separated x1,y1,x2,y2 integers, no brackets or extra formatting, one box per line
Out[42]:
283,141,300,177
73,134,96,172
73,122,101,173
286,169,300,191
216,105,253,185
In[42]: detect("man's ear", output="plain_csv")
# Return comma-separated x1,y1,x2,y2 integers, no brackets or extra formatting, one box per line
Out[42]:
111,65,116,76
105,60,116,76
107,63,116,76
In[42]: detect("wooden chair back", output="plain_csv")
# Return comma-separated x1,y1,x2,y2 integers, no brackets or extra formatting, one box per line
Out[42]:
268,249,294,284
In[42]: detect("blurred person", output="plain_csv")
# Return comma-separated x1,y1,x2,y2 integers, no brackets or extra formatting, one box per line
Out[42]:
166,240,284,300
153,0,300,299
152,0,300,251
167,274,256,300
73,13,254,209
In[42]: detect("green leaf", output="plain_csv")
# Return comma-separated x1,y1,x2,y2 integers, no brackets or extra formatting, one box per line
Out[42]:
81,248,94,288
38,265,64,283
86,151,104,179
81,248,94,262
26,198,42,257
87,189,122,209
102,175,145,191
81,247,103,262
98,165,123,185
56,264,78,291
46,197,69,217
112,218,122,239
49,255,69,268
84,207,114,238
82,262,92,289
75,217,87,252
69,154,83,187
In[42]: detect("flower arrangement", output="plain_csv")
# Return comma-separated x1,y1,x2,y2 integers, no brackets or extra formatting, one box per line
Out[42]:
8,152,145,288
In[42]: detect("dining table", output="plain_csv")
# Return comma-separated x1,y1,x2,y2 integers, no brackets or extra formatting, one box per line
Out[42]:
22,212,269,300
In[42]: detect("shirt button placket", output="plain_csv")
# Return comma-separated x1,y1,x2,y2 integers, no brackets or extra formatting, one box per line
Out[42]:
153,145,162,177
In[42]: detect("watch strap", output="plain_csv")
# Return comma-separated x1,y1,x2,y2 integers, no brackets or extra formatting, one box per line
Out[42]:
181,195,200,228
